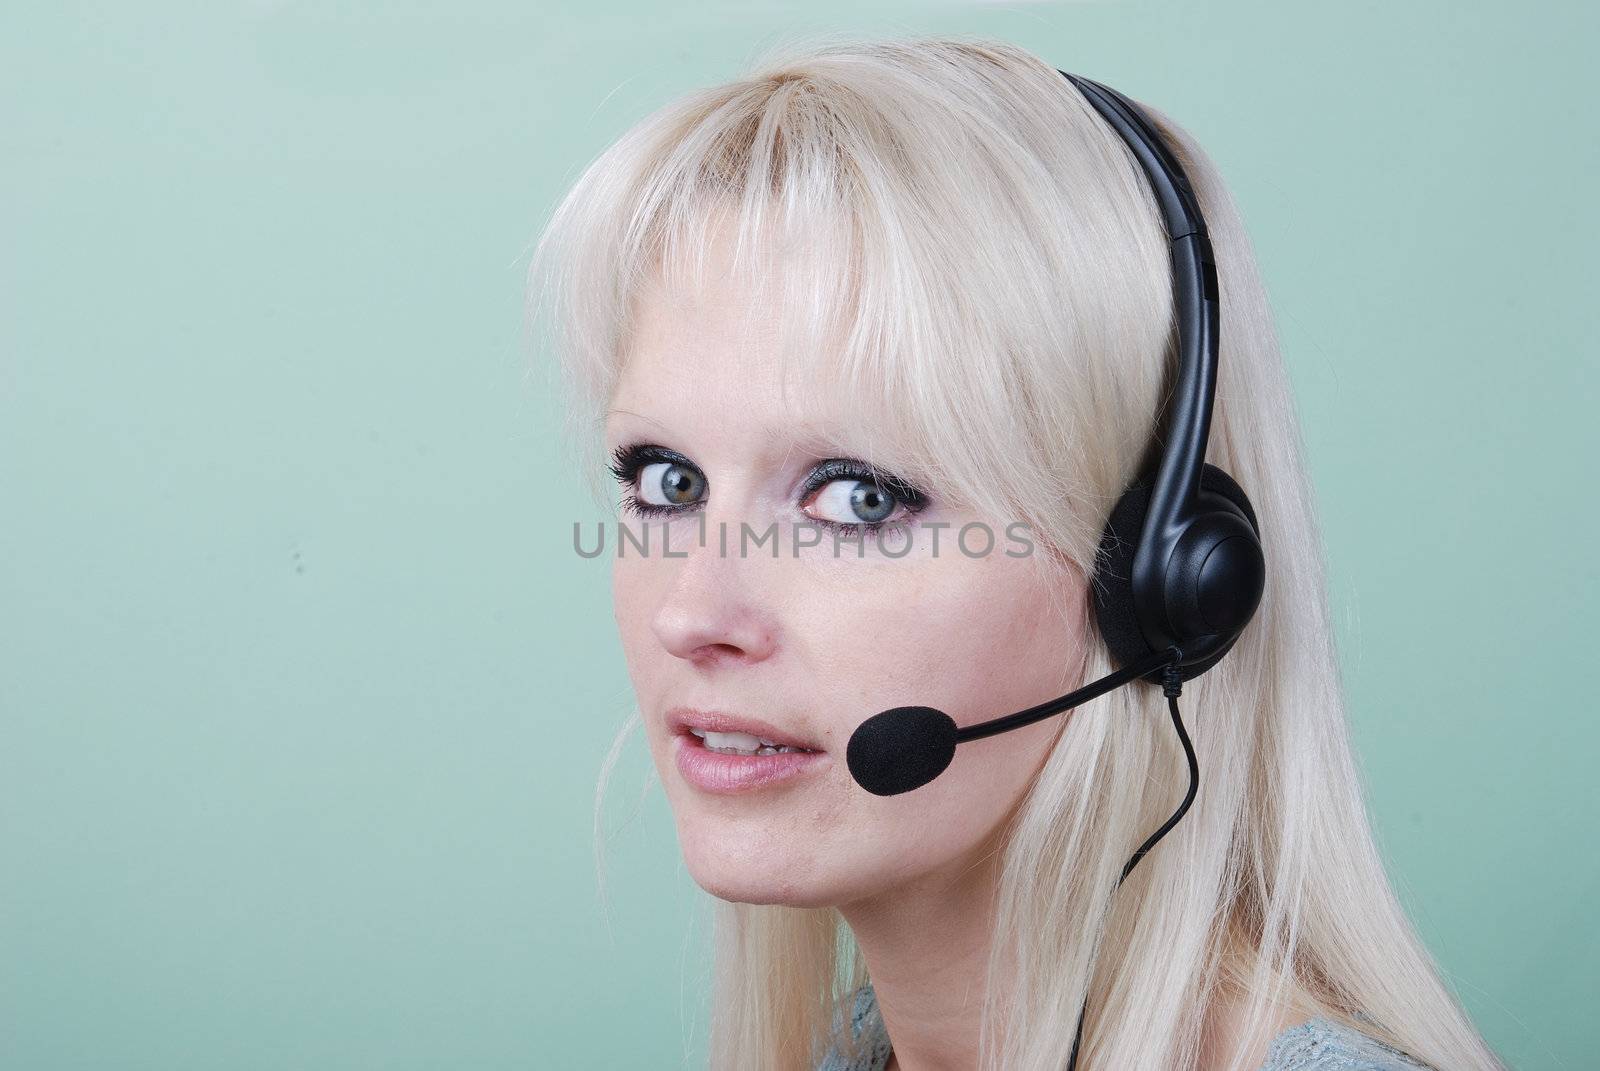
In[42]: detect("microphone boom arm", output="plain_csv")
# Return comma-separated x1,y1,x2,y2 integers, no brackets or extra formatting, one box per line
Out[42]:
955,646,1183,744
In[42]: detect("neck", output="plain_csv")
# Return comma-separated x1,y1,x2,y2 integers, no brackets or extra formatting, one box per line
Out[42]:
837,844,1005,1071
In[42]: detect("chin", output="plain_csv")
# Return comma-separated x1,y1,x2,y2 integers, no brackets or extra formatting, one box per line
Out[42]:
682,848,830,908
688,866,824,907
672,811,854,908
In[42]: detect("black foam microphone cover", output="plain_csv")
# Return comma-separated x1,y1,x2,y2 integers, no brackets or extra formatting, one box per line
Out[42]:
846,705,959,796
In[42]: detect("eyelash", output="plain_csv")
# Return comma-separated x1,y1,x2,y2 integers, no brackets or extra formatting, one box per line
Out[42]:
605,442,929,539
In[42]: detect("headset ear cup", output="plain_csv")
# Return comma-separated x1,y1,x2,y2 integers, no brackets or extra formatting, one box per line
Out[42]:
1090,464,1263,681
1194,464,1260,536
1176,464,1262,680
1090,480,1155,675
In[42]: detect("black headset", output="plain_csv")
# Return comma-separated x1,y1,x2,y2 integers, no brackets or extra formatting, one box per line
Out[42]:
844,68,1267,1069
842,69,1271,1071
845,72,1269,796
1059,70,1266,684
1062,69,1266,1070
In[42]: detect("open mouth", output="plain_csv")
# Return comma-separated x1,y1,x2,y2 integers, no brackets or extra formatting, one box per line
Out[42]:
688,728,822,756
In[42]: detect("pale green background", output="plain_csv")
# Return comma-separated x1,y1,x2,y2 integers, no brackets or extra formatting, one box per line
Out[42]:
2,1,1594,1068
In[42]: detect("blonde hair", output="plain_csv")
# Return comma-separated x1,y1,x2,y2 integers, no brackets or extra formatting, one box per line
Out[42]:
528,32,1506,1071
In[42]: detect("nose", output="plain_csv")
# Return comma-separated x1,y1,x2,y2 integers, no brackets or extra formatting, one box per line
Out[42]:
649,528,779,668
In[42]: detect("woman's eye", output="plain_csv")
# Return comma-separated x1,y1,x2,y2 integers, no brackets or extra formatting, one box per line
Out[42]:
637,461,706,507
805,478,904,526
608,445,926,533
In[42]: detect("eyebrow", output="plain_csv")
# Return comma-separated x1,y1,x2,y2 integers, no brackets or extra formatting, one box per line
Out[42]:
601,407,878,467
604,407,849,439
601,407,668,433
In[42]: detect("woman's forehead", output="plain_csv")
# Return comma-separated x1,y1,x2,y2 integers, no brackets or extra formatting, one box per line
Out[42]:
613,299,898,453
604,391,915,474
608,209,933,475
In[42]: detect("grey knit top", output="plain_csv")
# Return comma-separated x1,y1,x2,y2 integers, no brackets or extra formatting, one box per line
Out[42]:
816,984,1438,1071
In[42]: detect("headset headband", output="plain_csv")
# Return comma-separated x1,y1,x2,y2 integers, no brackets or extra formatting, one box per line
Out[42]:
1062,70,1260,672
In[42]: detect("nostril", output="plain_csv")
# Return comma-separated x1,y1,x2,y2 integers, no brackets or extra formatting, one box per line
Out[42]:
691,641,754,667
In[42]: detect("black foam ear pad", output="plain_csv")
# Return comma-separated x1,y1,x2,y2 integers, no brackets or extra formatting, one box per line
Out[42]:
1090,464,1260,682
1193,464,1259,534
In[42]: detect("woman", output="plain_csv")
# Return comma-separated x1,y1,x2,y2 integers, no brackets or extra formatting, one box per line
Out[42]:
529,34,1506,1071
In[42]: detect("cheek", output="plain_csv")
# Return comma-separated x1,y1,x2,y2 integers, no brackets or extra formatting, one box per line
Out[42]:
608,542,1084,906
719,556,1082,901
610,556,662,687
610,558,682,783
834,560,1078,859
811,554,1079,744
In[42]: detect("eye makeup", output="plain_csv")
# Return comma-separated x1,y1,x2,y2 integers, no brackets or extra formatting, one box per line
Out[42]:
606,443,701,518
605,441,931,539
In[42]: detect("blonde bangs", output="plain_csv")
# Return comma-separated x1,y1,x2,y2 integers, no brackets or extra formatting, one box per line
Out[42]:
529,35,1175,575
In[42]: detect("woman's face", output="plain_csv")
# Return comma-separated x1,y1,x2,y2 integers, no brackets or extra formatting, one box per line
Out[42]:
603,243,1088,909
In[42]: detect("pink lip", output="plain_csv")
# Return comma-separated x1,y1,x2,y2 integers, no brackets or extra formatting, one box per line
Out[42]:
665,706,831,795
672,736,831,794
665,707,822,750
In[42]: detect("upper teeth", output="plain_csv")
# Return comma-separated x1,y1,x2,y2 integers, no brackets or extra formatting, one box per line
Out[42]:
689,728,815,755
